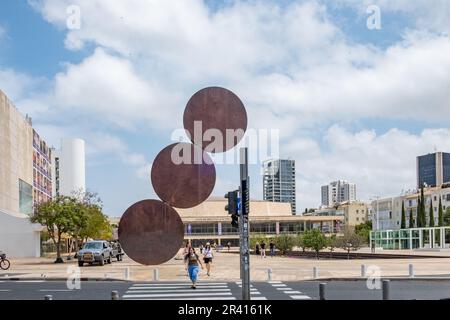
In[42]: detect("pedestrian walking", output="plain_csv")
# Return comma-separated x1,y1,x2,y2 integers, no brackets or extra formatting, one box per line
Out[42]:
183,242,191,255
261,241,266,258
203,243,214,276
199,244,204,255
227,242,231,252
269,240,275,258
255,242,261,256
184,247,204,289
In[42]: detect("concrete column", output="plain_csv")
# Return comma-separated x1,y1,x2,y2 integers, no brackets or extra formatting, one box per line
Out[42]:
429,229,433,248
419,230,423,248
409,229,413,250
276,222,280,235
442,228,446,248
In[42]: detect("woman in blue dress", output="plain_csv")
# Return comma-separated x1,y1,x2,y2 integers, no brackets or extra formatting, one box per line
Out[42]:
184,247,204,289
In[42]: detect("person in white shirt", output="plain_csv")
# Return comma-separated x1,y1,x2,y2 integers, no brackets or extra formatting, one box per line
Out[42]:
203,243,214,276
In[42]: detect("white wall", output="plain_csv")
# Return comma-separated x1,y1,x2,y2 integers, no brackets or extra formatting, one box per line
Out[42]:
59,138,86,196
0,209,42,258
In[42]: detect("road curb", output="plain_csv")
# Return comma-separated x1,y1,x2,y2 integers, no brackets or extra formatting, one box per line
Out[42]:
0,277,130,282
308,277,450,281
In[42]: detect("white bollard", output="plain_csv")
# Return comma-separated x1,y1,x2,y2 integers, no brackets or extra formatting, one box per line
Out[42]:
313,267,319,279
125,267,130,280
361,264,367,277
153,268,159,281
267,268,273,281
409,264,414,278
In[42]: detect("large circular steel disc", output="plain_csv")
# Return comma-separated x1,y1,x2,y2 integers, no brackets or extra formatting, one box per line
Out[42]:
151,142,216,209
118,200,184,265
184,87,248,153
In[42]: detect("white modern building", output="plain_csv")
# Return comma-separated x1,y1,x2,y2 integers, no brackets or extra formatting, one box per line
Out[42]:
1,90,87,257
371,186,450,232
0,208,43,258
52,138,86,197
321,180,356,207
1,90,45,257
263,159,297,215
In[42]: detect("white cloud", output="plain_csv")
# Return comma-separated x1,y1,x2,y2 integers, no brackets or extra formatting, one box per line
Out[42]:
335,0,450,34
0,69,39,102
288,126,450,210
13,0,450,214
49,48,180,129
26,0,450,132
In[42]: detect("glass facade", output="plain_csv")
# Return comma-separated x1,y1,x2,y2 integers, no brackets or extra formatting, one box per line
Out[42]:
418,153,437,187
279,222,303,233
443,153,450,184
250,222,276,234
263,159,296,214
371,227,450,250
185,223,218,235
19,179,33,214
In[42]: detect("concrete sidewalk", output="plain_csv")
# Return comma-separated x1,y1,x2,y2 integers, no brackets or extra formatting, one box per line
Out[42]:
2,249,450,282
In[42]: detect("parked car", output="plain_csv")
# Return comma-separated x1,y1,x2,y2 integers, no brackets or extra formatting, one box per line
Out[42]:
77,241,113,267
110,241,124,262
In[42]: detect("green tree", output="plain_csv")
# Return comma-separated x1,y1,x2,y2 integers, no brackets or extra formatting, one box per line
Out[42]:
296,234,308,254
354,221,372,244
409,208,414,229
438,198,444,227
417,197,422,228
339,228,364,259
444,207,450,227
274,234,296,255
79,206,112,242
401,201,406,229
30,196,77,263
250,235,267,250
429,200,435,227
327,234,340,258
419,187,426,227
302,229,327,259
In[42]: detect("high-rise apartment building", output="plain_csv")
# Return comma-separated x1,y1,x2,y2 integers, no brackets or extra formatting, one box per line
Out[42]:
321,180,356,207
32,130,53,207
417,152,450,188
263,159,296,215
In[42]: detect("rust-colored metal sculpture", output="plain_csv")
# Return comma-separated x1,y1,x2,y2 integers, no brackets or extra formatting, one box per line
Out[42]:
119,87,247,266
184,87,248,153
118,200,184,265
151,143,216,209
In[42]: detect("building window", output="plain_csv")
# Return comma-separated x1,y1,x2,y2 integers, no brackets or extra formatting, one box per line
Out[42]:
19,179,33,215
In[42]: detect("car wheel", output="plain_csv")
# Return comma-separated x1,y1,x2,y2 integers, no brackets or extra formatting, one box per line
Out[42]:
78,261,84,267
99,256,105,266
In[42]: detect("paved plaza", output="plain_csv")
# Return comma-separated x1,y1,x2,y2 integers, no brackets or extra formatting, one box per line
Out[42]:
2,249,450,282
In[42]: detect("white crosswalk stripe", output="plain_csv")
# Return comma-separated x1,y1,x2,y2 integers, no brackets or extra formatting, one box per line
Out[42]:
268,282,313,300
123,282,268,300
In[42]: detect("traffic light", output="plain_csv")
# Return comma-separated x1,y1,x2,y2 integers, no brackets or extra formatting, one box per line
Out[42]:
225,190,239,229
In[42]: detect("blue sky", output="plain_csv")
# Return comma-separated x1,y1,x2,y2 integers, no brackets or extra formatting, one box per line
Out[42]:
1,0,450,216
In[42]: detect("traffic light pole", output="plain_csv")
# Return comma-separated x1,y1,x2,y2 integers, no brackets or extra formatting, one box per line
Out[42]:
239,147,250,301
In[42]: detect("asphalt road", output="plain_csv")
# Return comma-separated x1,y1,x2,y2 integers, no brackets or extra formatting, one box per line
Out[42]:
1,279,450,300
